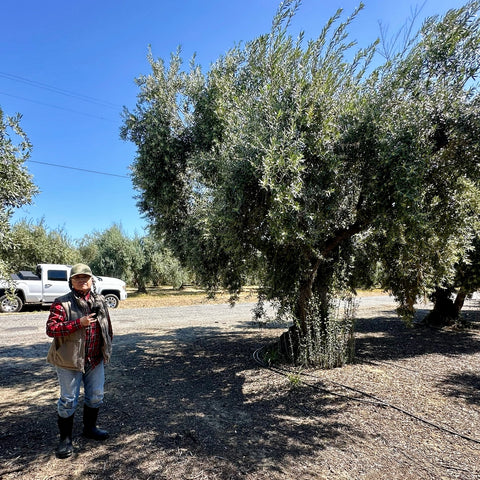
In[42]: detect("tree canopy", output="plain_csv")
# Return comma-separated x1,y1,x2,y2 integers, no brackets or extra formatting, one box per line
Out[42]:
1,218,80,271
0,107,38,279
77,224,191,290
122,1,480,366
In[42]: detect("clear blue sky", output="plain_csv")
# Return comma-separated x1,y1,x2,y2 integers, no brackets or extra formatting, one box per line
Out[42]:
2,0,468,241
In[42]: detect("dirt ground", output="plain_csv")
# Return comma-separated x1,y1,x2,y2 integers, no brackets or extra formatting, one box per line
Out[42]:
1,295,479,480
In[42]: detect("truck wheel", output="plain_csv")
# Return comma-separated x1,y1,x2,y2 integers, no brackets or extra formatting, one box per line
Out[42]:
104,294,119,309
0,294,23,313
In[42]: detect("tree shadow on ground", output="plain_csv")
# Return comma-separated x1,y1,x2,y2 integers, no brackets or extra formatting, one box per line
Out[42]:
438,372,480,406
0,328,361,479
0,342,52,389
355,308,480,362
1,306,479,479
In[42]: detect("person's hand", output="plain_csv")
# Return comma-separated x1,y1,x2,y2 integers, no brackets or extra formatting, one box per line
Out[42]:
80,313,97,327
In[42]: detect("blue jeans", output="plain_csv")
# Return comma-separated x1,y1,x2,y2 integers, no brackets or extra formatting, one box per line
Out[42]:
56,361,105,418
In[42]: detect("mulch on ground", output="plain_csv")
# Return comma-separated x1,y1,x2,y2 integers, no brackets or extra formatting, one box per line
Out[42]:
1,299,479,479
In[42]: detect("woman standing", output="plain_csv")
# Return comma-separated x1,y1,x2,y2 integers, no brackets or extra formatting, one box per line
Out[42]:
46,263,113,459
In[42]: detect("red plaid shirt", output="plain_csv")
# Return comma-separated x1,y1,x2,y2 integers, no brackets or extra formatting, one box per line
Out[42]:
46,292,112,369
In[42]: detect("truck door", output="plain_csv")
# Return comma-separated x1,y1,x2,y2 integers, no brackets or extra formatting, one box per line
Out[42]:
42,268,70,303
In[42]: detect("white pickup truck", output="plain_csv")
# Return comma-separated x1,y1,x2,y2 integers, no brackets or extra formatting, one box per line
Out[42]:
0,263,127,313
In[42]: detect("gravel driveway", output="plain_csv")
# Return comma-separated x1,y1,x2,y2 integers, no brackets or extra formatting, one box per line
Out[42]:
0,302,266,346
0,296,399,346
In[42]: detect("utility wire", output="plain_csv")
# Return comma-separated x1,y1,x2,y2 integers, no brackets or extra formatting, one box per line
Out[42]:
27,160,129,178
0,91,117,123
0,71,121,109
1,73,130,179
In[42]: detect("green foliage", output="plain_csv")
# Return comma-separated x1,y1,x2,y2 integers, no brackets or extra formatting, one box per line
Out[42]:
78,224,192,290
424,232,480,326
2,218,80,271
122,1,480,365
262,345,281,366
78,224,137,282
287,372,302,389
0,107,39,280
367,2,480,314
456,234,480,294
130,234,191,291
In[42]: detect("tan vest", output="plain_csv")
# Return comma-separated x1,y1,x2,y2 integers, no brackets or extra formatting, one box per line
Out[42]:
46,291,112,372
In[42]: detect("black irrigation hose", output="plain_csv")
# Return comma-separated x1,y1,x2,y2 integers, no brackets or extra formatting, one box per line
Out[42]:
253,345,480,446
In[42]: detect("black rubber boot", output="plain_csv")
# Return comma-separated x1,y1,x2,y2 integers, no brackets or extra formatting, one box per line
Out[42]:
56,414,74,459
82,405,109,440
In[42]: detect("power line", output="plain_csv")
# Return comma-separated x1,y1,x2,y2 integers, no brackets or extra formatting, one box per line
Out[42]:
0,71,122,109
0,91,117,123
27,160,129,178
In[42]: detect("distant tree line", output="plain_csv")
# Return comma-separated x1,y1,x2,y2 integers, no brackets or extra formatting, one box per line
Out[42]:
0,219,193,291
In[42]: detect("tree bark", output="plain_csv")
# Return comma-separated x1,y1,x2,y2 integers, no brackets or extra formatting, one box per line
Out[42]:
276,257,354,367
424,288,460,327
277,255,321,365
453,287,468,316
276,224,362,366
295,256,321,335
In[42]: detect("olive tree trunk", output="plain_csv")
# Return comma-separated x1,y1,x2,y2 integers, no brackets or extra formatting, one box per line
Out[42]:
276,259,356,368
424,287,469,327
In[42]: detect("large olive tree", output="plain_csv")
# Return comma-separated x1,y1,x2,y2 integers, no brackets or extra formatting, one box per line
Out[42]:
122,1,480,366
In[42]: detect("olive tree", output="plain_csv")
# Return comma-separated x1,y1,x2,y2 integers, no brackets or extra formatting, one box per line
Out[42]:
0,107,38,279
362,3,480,321
78,224,134,281
130,234,192,292
122,1,480,366
420,233,480,327
2,219,80,271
